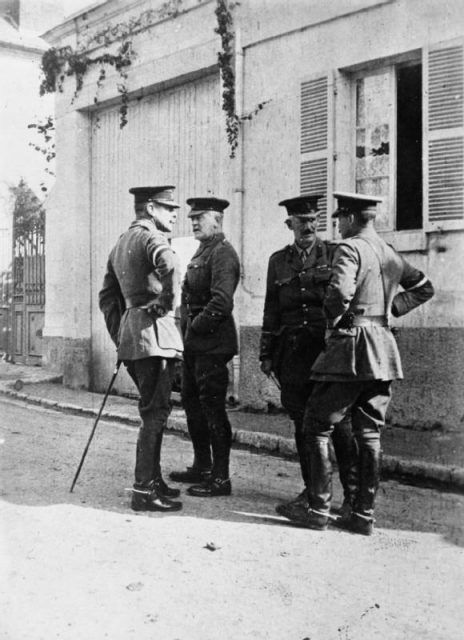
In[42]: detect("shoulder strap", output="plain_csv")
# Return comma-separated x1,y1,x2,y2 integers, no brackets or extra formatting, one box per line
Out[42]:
131,219,153,232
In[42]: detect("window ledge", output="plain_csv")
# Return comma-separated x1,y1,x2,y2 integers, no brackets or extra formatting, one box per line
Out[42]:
378,229,426,252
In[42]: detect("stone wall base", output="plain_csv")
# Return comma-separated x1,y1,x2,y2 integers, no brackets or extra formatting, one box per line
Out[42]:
43,336,90,389
239,326,464,432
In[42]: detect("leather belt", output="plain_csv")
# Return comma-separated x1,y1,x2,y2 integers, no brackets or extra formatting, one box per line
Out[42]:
341,314,389,328
124,297,156,310
187,305,204,315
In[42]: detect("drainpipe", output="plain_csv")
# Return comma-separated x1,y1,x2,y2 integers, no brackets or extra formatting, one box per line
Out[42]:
230,25,267,406
235,28,264,301
230,25,245,405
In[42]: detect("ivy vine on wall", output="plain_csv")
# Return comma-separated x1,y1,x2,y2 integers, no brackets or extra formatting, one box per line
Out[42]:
214,0,269,157
38,0,184,129
27,116,55,193
35,0,267,160
214,0,239,157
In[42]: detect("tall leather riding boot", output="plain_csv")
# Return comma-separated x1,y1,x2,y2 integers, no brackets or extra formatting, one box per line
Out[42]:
186,408,233,498
151,431,180,498
209,414,232,479
182,355,213,472
294,418,310,488
306,433,332,515
274,415,310,519
134,424,161,490
152,429,163,480
185,410,213,471
354,433,381,519
331,417,359,508
169,413,212,483
169,409,212,483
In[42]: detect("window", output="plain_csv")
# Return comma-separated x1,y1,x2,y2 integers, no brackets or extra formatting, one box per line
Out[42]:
299,39,464,238
354,61,422,231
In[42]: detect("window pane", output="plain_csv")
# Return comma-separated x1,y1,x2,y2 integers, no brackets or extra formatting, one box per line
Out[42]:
355,73,392,230
396,64,422,230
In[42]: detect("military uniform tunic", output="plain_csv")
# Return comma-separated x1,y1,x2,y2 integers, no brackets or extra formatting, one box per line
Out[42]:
311,228,434,381
99,217,183,490
303,227,434,519
99,218,183,361
260,238,332,383
180,232,240,478
181,232,240,355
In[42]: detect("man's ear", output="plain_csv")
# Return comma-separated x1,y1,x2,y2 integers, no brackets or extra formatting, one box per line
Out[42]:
285,218,293,230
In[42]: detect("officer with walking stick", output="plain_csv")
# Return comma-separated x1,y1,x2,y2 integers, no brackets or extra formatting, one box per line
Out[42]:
98,185,183,512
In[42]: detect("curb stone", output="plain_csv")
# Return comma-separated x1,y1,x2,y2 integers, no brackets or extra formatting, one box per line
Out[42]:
382,454,456,486
1,385,463,492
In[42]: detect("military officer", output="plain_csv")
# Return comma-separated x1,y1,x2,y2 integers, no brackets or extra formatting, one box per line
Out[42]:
281,191,434,534
169,197,240,497
99,185,184,512
260,194,358,519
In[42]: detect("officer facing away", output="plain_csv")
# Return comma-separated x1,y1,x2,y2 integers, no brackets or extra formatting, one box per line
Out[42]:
169,197,240,497
99,186,184,512
260,195,358,520
284,191,434,535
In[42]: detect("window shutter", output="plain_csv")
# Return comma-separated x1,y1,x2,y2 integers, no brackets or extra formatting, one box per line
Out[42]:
300,74,333,234
424,40,464,230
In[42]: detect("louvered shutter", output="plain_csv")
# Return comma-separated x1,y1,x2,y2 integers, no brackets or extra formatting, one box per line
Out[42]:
300,74,333,235
424,40,464,230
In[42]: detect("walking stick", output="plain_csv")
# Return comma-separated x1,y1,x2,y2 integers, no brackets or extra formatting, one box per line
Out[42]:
269,372,281,391
70,360,121,493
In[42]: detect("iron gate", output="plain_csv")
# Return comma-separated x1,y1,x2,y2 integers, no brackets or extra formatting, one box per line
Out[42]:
11,228,45,364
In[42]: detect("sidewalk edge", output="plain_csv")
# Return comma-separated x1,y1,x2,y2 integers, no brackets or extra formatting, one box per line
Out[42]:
2,386,463,491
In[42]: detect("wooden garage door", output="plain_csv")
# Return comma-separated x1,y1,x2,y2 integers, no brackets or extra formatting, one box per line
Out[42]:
90,73,222,392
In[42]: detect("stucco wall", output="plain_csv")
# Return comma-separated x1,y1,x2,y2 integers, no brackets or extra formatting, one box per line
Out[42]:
43,0,232,389
234,0,464,426
43,0,464,430
43,109,92,381
237,0,464,325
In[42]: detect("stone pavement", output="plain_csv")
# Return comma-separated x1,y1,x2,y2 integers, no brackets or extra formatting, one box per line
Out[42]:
1,359,463,490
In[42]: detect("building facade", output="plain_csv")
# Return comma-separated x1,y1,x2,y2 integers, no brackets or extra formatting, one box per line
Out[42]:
43,0,464,431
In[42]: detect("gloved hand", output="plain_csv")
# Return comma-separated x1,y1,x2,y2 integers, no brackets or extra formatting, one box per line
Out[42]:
260,359,273,376
191,313,214,335
147,303,167,319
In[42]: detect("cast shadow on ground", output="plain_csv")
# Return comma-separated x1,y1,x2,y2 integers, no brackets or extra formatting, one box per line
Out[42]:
1,407,463,549
3,468,464,549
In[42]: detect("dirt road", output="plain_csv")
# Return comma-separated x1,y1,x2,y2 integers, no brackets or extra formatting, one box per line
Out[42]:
1,396,463,639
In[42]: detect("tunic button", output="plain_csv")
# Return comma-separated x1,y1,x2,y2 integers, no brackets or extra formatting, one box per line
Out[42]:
301,287,305,291
303,321,308,325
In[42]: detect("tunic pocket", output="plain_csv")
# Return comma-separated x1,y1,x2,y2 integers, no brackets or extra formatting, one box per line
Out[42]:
186,260,209,294
313,329,357,376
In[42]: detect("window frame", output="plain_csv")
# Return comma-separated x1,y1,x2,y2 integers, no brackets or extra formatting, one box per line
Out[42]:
351,54,425,235
301,39,464,248
351,64,397,232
